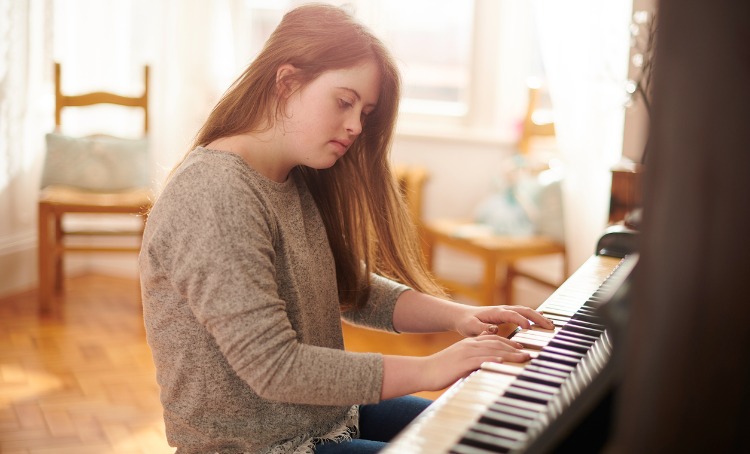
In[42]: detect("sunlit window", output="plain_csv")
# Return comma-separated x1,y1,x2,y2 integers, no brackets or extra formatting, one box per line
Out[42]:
243,0,477,120
361,0,474,117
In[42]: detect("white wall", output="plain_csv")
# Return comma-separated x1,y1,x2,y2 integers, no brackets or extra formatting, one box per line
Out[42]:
393,133,518,221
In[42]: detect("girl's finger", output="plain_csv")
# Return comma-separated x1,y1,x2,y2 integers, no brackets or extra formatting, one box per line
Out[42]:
505,306,555,329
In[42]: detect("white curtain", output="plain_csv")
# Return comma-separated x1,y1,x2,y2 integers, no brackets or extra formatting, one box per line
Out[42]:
148,0,252,187
532,0,633,269
0,0,255,291
0,0,53,292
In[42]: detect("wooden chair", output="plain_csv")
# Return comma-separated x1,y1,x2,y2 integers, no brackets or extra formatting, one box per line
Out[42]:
518,83,556,155
421,85,567,306
393,164,429,231
38,62,153,314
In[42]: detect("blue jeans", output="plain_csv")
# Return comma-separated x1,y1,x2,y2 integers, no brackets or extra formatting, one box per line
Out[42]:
313,395,432,453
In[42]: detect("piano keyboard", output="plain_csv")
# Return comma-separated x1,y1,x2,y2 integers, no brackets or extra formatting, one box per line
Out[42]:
382,254,631,454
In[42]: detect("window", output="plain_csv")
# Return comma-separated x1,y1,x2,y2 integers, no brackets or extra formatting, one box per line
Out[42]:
244,0,474,117
243,0,536,140
360,0,474,118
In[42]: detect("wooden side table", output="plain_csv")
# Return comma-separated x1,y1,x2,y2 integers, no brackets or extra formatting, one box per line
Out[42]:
423,219,567,306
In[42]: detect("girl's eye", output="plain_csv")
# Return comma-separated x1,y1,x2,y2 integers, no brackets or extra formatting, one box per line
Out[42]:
338,98,353,109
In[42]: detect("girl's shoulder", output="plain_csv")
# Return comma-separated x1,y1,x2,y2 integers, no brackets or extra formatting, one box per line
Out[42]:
168,148,290,201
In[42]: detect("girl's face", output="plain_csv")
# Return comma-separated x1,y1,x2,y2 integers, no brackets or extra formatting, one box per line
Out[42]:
278,60,381,170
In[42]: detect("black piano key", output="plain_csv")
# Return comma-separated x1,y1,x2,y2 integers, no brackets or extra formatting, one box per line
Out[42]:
554,330,599,343
536,350,578,370
518,369,566,387
472,425,529,445
572,313,604,326
548,339,590,355
494,395,549,413
460,428,523,452
574,313,603,325
475,420,531,441
450,443,503,454
479,409,533,433
525,363,571,379
553,318,606,336
542,345,585,359
565,317,605,331
487,401,541,420
553,333,595,348
532,358,577,373
504,385,554,405
576,305,599,314
537,351,579,367
581,298,601,307
560,323,603,337
512,378,561,395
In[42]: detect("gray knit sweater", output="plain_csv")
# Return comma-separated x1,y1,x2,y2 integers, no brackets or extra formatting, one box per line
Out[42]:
139,148,410,453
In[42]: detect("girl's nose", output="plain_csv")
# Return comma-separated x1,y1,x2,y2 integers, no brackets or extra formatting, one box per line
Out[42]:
345,112,363,135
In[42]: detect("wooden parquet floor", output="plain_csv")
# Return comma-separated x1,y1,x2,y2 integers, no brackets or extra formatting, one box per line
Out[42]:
0,274,465,453
0,275,170,454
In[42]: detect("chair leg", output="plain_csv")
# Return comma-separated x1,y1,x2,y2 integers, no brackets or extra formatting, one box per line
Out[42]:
481,257,497,306
505,265,516,306
38,203,52,314
423,230,436,273
54,214,65,294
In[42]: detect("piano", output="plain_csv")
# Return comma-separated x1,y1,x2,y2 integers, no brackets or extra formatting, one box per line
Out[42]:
382,248,638,454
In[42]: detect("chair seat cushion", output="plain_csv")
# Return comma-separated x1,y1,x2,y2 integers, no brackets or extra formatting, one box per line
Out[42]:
39,185,153,211
41,132,150,192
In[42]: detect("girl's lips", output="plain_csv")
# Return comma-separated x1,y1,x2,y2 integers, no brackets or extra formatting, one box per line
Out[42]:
330,140,351,153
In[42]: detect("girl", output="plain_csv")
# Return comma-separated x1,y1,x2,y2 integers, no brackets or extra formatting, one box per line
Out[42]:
139,4,553,453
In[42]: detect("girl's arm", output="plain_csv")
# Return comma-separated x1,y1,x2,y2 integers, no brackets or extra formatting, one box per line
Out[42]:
380,334,530,399
392,290,554,337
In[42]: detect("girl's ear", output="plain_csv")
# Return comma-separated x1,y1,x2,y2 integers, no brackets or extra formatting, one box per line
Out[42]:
275,64,300,98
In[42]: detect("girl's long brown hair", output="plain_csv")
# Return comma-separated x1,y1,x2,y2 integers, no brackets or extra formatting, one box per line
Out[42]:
190,3,445,309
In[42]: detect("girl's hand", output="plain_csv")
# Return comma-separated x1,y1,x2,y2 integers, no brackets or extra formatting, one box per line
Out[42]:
422,335,531,391
455,305,555,338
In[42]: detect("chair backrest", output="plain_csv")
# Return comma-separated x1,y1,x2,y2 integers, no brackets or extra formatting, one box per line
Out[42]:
43,62,151,192
54,62,150,134
518,84,555,155
393,165,429,227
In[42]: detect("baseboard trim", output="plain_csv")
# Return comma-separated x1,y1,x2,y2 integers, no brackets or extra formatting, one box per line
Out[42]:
0,233,140,299
0,233,38,298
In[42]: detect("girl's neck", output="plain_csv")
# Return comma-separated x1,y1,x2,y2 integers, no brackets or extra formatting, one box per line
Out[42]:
206,131,291,183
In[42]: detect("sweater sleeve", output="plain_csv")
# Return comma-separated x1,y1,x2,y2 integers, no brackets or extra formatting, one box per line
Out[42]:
340,273,411,332
143,160,384,407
